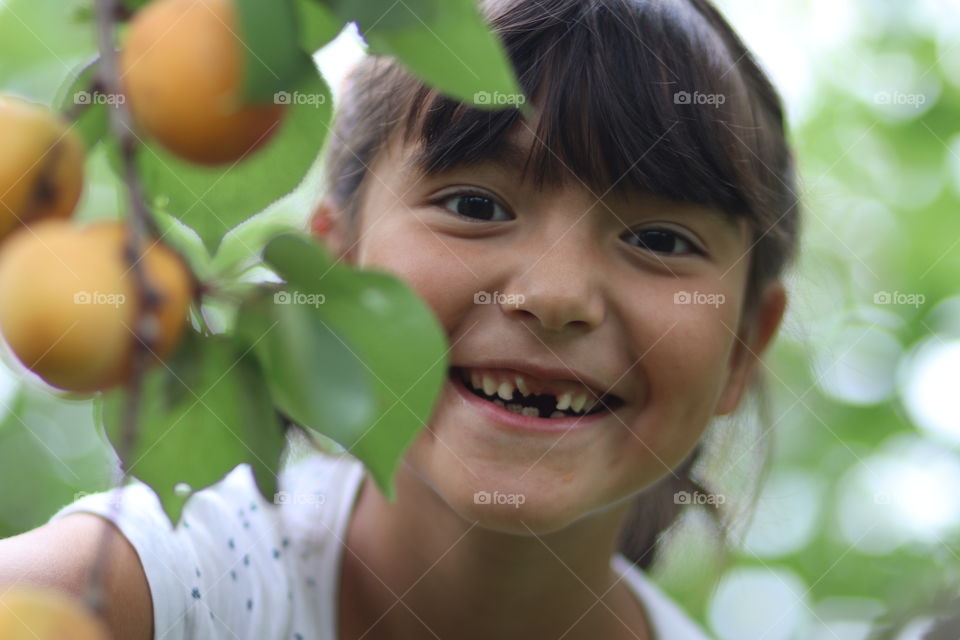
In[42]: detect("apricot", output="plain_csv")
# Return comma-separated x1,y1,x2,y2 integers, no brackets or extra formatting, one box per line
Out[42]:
0,586,110,639
0,219,194,393
120,0,286,165
0,95,84,242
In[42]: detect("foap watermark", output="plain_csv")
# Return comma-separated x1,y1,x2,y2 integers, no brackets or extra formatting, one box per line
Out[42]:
873,91,926,108
673,90,726,108
473,91,526,106
273,91,327,107
674,490,726,506
274,290,326,308
474,290,524,307
474,490,526,508
273,490,326,506
674,290,725,308
74,290,126,308
874,290,924,308
73,90,125,106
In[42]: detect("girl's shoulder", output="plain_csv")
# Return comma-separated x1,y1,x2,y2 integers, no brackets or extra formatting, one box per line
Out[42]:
272,451,367,549
47,452,365,640
612,554,715,640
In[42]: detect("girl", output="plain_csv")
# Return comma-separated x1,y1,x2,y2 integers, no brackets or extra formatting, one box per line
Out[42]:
2,0,798,638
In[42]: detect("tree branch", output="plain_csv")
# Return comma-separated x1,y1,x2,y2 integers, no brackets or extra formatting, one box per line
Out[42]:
83,0,163,617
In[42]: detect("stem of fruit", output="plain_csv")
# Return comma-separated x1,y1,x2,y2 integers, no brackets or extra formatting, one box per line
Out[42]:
82,0,163,618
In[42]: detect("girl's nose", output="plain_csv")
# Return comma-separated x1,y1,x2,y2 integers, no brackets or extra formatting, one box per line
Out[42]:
499,247,606,333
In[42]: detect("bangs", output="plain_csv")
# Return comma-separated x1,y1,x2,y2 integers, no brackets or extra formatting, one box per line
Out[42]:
396,0,791,226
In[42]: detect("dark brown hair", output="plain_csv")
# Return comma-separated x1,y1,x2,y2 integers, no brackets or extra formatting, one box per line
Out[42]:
320,0,800,571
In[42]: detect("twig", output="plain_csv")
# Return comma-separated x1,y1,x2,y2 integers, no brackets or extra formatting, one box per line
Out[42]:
83,0,162,618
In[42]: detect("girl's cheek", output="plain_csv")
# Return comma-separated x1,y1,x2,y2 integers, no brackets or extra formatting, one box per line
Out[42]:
355,212,478,335
620,284,741,440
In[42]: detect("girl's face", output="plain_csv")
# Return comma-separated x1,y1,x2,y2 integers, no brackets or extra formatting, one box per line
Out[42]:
316,126,786,535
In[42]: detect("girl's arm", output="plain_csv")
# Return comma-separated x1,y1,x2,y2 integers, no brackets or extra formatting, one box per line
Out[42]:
0,513,153,640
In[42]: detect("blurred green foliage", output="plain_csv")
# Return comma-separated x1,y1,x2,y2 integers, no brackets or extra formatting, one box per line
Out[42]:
653,1,960,638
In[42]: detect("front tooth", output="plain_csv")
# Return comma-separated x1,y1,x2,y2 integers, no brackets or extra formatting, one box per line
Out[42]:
521,407,539,417
470,371,482,390
506,403,523,412
555,392,572,411
482,375,498,396
515,376,530,396
497,381,514,401
570,393,587,413
493,398,506,407
549,410,566,418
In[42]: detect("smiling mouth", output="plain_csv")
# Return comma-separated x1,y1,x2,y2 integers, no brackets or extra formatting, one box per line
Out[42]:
450,366,624,419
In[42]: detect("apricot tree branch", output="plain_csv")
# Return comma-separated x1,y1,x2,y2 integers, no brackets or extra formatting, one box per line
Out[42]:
83,0,163,617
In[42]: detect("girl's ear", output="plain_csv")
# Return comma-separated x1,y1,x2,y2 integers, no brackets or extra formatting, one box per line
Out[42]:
309,197,355,263
715,281,788,415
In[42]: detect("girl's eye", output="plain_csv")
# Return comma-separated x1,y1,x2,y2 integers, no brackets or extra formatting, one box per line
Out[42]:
435,191,513,222
622,228,701,256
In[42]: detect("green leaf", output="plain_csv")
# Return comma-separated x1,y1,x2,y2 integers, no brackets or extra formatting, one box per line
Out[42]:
262,230,337,278
235,0,315,103
98,330,287,526
0,0,97,102
121,0,152,13
0,389,114,538
210,210,301,280
261,233,448,498
54,56,108,149
359,0,526,111
295,0,345,53
235,284,377,451
111,67,332,255
323,0,438,32
148,208,213,283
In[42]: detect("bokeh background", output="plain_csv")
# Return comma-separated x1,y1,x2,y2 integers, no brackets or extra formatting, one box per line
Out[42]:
1,0,958,638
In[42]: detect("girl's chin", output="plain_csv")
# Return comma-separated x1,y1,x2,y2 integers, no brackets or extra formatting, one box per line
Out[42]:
403,377,626,534
408,452,594,535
